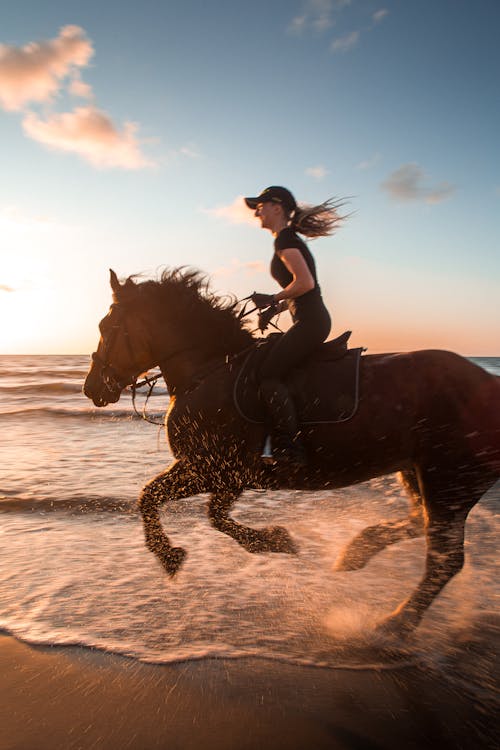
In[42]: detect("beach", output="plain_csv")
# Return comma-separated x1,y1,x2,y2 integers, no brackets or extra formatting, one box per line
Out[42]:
1,355,499,749
2,3,500,746
2,632,497,750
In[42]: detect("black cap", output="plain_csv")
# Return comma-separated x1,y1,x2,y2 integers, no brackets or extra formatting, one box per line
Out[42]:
244,186,297,212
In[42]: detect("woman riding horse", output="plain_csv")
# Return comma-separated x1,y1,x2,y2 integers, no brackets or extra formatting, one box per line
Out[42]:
83,268,500,636
244,186,343,468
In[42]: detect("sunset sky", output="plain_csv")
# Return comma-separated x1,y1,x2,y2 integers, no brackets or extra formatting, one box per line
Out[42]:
1,0,498,355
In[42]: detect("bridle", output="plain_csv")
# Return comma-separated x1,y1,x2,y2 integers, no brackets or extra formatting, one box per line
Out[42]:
91,305,140,393
91,303,200,424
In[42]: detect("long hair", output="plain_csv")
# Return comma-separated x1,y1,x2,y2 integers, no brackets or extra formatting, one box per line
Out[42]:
289,198,348,239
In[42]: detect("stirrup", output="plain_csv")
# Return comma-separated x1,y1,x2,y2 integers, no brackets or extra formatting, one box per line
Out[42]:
261,435,274,464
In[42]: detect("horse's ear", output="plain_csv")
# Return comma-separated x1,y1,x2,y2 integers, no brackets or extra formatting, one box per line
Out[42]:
109,269,121,295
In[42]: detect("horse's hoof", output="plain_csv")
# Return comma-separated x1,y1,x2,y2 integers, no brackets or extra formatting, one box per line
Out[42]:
161,546,187,577
268,526,298,554
334,550,367,572
374,613,416,641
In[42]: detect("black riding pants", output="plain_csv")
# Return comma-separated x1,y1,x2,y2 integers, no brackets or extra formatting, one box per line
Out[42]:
259,305,331,381
258,294,331,442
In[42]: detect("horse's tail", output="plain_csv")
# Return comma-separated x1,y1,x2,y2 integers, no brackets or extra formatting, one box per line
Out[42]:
413,351,500,477
447,354,500,476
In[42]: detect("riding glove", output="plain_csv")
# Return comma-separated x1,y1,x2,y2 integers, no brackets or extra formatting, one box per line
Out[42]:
251,292,276,309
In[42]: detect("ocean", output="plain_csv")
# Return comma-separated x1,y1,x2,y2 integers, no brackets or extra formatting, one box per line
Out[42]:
0,355,498,694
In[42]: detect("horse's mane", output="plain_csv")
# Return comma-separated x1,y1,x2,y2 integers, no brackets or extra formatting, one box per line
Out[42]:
115,267,255,356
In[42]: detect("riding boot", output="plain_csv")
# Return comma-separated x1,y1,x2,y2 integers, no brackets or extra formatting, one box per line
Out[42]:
259,379,307,468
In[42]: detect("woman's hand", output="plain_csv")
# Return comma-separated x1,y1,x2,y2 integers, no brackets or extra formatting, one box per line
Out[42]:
251,292,276,309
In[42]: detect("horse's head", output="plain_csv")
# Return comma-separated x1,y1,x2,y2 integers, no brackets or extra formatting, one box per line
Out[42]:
83,270,157,407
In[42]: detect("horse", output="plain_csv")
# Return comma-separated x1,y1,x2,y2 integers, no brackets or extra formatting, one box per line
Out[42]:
83,268,500,637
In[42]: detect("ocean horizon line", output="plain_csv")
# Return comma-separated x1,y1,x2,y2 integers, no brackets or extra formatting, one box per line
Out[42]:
1,351,499,359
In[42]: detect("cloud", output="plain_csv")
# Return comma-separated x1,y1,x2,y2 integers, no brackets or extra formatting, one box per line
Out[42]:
1,284,15,292
0,204,73,232
373,9,389,23
179,144,201,158
290,2,385,52
2,205,56,227
330,30,359,53
424,183,456,204
68,75,93,99
381,163,455,204
22,106,153,169
204,196,259,226
287,1,351,35
212,259,267,279
0,27,154,170
306,165,329,179
288,15,308,34
0,25,93,111
356,152,381,170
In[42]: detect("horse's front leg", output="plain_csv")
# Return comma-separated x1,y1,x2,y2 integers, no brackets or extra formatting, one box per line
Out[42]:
207,491,298,555
139,459,204,576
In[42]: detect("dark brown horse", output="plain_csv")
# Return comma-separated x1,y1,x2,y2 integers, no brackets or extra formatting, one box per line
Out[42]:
84,269,500,636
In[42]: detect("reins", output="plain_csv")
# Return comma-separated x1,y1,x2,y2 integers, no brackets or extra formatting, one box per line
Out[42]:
235,295,283,334
130,349,237,427
131,372,164,425
130,343,200,426
235,295,257,321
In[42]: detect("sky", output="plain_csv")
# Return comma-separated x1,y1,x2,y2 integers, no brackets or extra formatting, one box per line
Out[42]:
0,0,499,356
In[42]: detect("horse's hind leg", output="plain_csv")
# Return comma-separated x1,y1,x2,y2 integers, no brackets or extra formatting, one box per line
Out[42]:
139,459,204,576
335,469,425,571
377,503,470,637
377,467,489,636
207,491,298,554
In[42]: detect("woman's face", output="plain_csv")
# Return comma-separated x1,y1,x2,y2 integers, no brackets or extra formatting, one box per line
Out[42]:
254,201,283,230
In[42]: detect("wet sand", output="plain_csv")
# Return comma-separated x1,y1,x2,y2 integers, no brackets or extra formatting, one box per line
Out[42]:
1,633,497,750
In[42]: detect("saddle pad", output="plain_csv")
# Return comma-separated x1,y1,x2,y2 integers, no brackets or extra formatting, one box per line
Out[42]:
233,346,363,425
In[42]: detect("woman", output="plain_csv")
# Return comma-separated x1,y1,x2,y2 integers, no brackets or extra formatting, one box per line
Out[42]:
244,185,344,468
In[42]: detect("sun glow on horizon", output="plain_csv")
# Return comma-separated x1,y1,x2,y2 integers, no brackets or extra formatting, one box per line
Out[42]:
0,213,67,353
0,285,59,353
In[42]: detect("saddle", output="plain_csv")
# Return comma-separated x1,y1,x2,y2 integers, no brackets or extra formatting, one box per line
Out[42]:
233,331,364,425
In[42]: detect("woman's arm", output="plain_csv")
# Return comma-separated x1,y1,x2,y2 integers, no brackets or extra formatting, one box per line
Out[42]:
273,248,315,302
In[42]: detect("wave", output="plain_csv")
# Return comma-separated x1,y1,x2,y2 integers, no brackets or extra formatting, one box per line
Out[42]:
0,382,168,397
0,370,166,385
469,358,500,377
0,500,498,689
0,381,84,395
0,367,90,379
0,405,166,419
0,626,422,672
0,495,138,514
